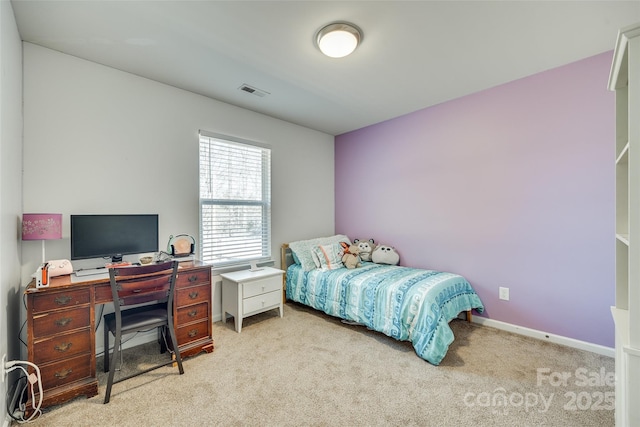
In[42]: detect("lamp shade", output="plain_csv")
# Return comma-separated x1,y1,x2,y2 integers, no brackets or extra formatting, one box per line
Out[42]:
22,213,62,240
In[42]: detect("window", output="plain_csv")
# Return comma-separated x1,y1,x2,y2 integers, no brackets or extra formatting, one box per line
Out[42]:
199,131,271,268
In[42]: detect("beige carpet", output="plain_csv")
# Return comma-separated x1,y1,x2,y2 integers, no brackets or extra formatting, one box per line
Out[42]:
20,303,614,426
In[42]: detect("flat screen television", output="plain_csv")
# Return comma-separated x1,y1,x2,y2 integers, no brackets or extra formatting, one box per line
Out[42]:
70,214,159,262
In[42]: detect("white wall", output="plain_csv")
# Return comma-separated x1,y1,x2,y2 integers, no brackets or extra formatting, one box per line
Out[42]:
1,0,24,424
22,43,335,345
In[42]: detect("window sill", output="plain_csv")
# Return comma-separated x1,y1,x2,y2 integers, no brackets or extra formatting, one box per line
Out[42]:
211,259,275,275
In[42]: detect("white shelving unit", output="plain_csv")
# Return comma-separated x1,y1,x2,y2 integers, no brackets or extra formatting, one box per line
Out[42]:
609,22,640,427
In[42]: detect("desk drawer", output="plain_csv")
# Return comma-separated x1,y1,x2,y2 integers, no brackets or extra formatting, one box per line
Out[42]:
177,318,210,346
243,290,281,314
33,329,91,364
243,276,281,299
177,302,208,324
32,289,90,313
33,306,90,338
39,353,92,391
176,268,210,288
176,283,210,306
94,282,112,304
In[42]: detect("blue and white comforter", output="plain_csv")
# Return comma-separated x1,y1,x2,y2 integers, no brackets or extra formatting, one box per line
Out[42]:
286,262,484,365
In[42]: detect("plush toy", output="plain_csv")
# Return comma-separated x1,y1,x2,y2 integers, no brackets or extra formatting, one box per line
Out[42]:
372,245,400,265
353,238,376,262
340,242,362,269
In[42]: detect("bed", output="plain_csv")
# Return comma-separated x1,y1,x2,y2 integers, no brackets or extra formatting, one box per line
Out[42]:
281,237,484,365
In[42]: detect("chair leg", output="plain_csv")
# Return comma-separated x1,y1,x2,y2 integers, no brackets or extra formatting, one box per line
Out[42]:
167,323,184,375
104,330,122,404
103,323,109,373
118,341,123,371
104,330,123,373
158,326,167,354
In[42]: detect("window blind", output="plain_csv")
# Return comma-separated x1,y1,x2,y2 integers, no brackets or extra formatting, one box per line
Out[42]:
199,132,271,267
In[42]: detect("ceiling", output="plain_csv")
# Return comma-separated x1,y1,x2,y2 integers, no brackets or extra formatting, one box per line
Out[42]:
10,1,640,136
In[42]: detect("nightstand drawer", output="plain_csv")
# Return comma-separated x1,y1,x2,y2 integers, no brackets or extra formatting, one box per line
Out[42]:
176,283,210,306
33,329,92,364
243,276,281,299
177,302,208,324
243,289,281,314
33,306,90,338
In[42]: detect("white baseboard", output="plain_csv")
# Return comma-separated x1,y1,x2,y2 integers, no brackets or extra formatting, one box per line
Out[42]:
471,316,615,358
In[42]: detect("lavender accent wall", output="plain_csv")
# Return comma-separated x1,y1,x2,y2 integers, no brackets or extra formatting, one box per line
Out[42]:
335,52,615,348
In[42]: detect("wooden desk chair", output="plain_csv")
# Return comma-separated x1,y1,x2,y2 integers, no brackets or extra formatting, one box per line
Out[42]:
103,261,184,404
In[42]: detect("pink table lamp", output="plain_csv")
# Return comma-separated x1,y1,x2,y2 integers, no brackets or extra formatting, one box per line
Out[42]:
22,213,62,264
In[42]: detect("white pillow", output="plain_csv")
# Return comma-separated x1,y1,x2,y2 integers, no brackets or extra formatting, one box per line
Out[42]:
289,235,350,271
312,243,345,270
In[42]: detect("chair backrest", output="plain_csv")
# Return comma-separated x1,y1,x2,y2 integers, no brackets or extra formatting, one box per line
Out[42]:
109,261,179,310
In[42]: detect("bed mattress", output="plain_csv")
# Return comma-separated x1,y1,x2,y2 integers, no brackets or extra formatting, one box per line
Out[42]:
286,262,484,365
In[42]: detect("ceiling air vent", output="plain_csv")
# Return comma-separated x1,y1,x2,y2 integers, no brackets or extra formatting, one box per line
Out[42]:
238,83,270,97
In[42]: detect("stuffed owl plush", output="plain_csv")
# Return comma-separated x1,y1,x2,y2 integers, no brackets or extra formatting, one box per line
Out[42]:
354,238,376,262
371,245,400,265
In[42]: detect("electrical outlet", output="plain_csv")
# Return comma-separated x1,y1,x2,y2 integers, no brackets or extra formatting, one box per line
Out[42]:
1,354,6,382
499,287,510,301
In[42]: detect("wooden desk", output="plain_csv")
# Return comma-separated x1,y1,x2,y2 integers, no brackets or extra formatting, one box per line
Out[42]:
25,261,214,409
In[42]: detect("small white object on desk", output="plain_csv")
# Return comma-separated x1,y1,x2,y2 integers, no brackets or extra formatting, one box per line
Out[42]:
249,260,263,272
35,263,50,288
71,268,109,283
220,266,284,333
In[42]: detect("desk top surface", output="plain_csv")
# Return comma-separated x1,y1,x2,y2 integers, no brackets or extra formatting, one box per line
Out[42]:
26,260,211,293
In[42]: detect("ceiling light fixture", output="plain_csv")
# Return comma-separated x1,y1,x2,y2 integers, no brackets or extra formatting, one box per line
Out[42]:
315,22,362,58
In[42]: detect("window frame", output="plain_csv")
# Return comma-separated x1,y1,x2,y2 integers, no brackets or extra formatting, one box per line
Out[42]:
198,131,272,269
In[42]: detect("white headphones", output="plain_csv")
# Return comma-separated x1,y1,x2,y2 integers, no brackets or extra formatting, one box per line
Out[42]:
167,234,196,256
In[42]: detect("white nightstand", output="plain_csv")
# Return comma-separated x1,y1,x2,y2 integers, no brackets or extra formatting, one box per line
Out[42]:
220,267,284,333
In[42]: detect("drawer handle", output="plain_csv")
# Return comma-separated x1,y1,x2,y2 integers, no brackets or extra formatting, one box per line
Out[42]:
54,342,72,353
54,296,72,306
54,317,72,327
54,368,72,380
188,275,198,283
188,329,198,338
188,310,198,317
188,291,199,299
